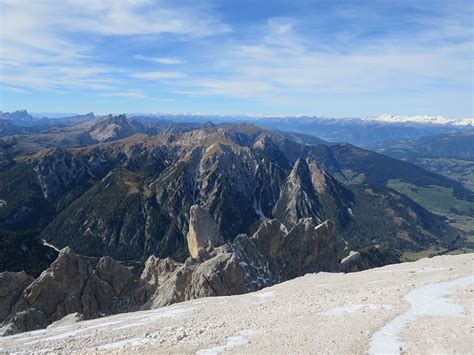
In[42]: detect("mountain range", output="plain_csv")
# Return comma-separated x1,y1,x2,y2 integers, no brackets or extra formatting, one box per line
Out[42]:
0,111,472,334
2,110,473,148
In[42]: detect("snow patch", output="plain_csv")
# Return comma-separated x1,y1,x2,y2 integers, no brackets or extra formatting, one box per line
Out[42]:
196,329,256,355
315,220,329,231
41,239,61,253
253,198,270,222
205,143,218,154
369,276,474,355
15,306,194,346
366,279,389,285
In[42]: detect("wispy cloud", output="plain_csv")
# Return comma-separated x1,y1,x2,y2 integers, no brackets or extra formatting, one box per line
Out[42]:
0,0,225,91
1,85,28,94
130,71,186,80
178,12,473,102
100,91,146,99
134,55,185,65
0,0,472,116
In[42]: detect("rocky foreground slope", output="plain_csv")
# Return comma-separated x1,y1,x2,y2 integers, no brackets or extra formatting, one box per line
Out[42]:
1,253,472,354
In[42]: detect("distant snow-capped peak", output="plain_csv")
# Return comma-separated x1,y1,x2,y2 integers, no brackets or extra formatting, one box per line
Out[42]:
365,114,473,126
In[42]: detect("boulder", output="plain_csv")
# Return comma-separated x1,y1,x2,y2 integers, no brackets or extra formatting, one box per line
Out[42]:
251,219,287,260
1,307,48,336
341,251,368,273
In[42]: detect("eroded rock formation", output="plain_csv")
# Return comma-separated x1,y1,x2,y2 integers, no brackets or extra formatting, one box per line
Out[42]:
1,210,340,335
186,205,224,258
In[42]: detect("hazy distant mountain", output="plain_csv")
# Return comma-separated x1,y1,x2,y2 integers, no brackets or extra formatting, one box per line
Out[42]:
127,113,473,148
364,114,473,126
0,110,96,135
0,110,34,126
378,131,474,161
3,110,471,147
376,131,474,193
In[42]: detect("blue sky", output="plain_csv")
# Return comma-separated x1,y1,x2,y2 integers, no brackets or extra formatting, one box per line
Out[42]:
0,0,472,117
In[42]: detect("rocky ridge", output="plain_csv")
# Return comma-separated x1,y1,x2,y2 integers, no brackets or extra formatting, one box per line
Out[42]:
0,204,348,335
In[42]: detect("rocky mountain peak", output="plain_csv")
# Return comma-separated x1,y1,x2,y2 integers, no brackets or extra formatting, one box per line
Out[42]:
273,159,324,228
85,114,143,142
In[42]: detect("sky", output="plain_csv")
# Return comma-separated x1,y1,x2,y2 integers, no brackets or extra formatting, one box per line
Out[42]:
0,0,473,117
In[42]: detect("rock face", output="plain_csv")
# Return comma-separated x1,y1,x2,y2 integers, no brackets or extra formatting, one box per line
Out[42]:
1,215,340,335
95,256,134,295
138,256,194,308
0,248,138,336
0,272,34,322
139,233,274,309
187,205,224,258
252,218,340,281
274,159,324,229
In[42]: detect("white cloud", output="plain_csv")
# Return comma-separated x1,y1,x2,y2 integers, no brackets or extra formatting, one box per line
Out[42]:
134,55,185,65
177,15,473,100
0,0,226,91
1,65,118,90
130,71,186,80
176,79,275,98
1,85,28,94
100,91,146,99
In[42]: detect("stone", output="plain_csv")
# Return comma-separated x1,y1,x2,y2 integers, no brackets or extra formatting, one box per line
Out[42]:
341,251,368,273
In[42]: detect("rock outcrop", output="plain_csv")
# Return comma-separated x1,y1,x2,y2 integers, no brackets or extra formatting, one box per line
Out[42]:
340,251,368,273
273,159,324,229
0,248,140,336
252,218,340,281
1,207,340,336
0,272,34,322
187,205,224,258
139,233,274,309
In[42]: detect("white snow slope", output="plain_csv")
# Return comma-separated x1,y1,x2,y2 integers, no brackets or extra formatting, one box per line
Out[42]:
1,253,472,354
